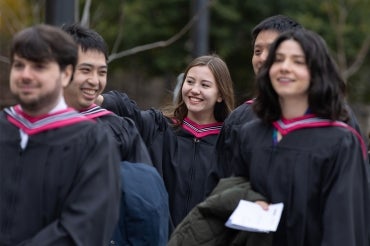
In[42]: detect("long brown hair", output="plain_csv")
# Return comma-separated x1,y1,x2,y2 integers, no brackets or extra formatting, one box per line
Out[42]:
163,54,235,127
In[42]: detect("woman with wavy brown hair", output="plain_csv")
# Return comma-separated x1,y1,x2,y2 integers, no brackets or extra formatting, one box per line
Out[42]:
97,54,235,229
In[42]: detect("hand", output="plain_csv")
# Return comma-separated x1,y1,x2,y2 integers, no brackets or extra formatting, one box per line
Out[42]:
255,200,269,210
95,95,104,106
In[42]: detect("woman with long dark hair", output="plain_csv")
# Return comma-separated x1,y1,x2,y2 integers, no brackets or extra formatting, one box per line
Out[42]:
231,29,369,246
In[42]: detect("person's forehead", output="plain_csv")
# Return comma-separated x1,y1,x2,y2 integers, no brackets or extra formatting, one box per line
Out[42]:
77,49,107,67
254,30,280,46
276,39,304,55
12,54,55,64
187,66,215,81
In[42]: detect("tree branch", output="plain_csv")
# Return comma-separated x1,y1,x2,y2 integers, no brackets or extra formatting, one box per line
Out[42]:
108,0,213,63
80,0,92,28
343,34,370,79
0,55,10,64
111,1,125,54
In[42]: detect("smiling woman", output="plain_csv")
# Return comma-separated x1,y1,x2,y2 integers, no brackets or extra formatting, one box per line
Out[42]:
97,54,235,229
180,65,223,124
230,29,370,246
268,39,311,119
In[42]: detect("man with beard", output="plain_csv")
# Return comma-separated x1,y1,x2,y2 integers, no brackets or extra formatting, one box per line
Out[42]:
0,24,120,246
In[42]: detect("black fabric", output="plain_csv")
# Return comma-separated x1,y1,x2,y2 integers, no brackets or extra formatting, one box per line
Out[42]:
216,102,255,178
217,101,367,179
231,119,370,246
96,113,153,164
102,91,222,227
81,106,161,246
0,111,121,246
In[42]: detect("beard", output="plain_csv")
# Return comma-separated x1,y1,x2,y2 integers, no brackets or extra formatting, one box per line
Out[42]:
13,78,63,115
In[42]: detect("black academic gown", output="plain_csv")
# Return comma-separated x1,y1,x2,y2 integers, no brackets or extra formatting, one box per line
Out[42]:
0,107,121,246
216,100,255,176
80,105,152,164
218,100,367,177
101,90,222,228
232,115,370,246
80,105,169,245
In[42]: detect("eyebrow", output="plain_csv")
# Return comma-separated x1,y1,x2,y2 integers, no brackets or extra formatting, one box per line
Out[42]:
186,76,214,84
254,42,271,48
78,63,107,69
275,52,305,58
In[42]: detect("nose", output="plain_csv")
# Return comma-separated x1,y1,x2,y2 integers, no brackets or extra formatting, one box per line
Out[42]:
279,59,291,72
19,65,33,81
254,50,269,73
88,72,100,85
190,83,201,94
260,50,269,64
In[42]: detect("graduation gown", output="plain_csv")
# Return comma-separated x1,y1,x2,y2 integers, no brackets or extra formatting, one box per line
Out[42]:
80,104,152,164
218,100,367,178
231,114,370,246
81,105,169,245
0,105,121,246
216,100,255,176
101,90,222,227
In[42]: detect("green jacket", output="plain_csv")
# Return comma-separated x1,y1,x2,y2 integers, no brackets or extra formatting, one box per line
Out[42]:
167,177,273,246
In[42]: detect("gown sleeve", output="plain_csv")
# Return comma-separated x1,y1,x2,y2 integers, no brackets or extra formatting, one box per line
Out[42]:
106,114,153,165
224,121,252,178
120,117,153,164
345,104,368,147
101,90,168,145
215,119,234,178
102,91,141,121
320,131,370,246
18,125,121,246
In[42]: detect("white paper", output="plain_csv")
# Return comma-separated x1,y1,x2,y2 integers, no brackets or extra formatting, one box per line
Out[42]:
225,200,284,233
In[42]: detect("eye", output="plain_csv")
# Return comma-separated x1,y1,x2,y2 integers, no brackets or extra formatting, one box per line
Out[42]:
186,79,194,84
254,48,262,56
273,55,284,63
33,63,47,70
294,59,306,65
79,67,91,73
99,70,107,76
12,61,24,69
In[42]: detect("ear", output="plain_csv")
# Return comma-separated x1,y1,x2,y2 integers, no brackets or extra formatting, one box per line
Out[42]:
217,94,223,103
61,65,73,88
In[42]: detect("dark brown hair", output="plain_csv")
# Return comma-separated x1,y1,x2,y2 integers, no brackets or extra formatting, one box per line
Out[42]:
10,24,78,71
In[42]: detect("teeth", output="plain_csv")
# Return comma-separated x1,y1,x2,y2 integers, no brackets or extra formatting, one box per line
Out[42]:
83,89,97,95
189,97,202,102
278,78,291,82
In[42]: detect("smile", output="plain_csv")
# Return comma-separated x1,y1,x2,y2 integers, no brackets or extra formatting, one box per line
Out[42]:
188,96,203,103
82,88,98,95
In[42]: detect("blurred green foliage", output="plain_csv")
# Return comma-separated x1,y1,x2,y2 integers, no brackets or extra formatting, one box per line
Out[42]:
1,0,369,105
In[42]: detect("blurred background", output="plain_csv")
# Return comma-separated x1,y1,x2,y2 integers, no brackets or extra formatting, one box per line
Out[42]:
1,0,370,135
